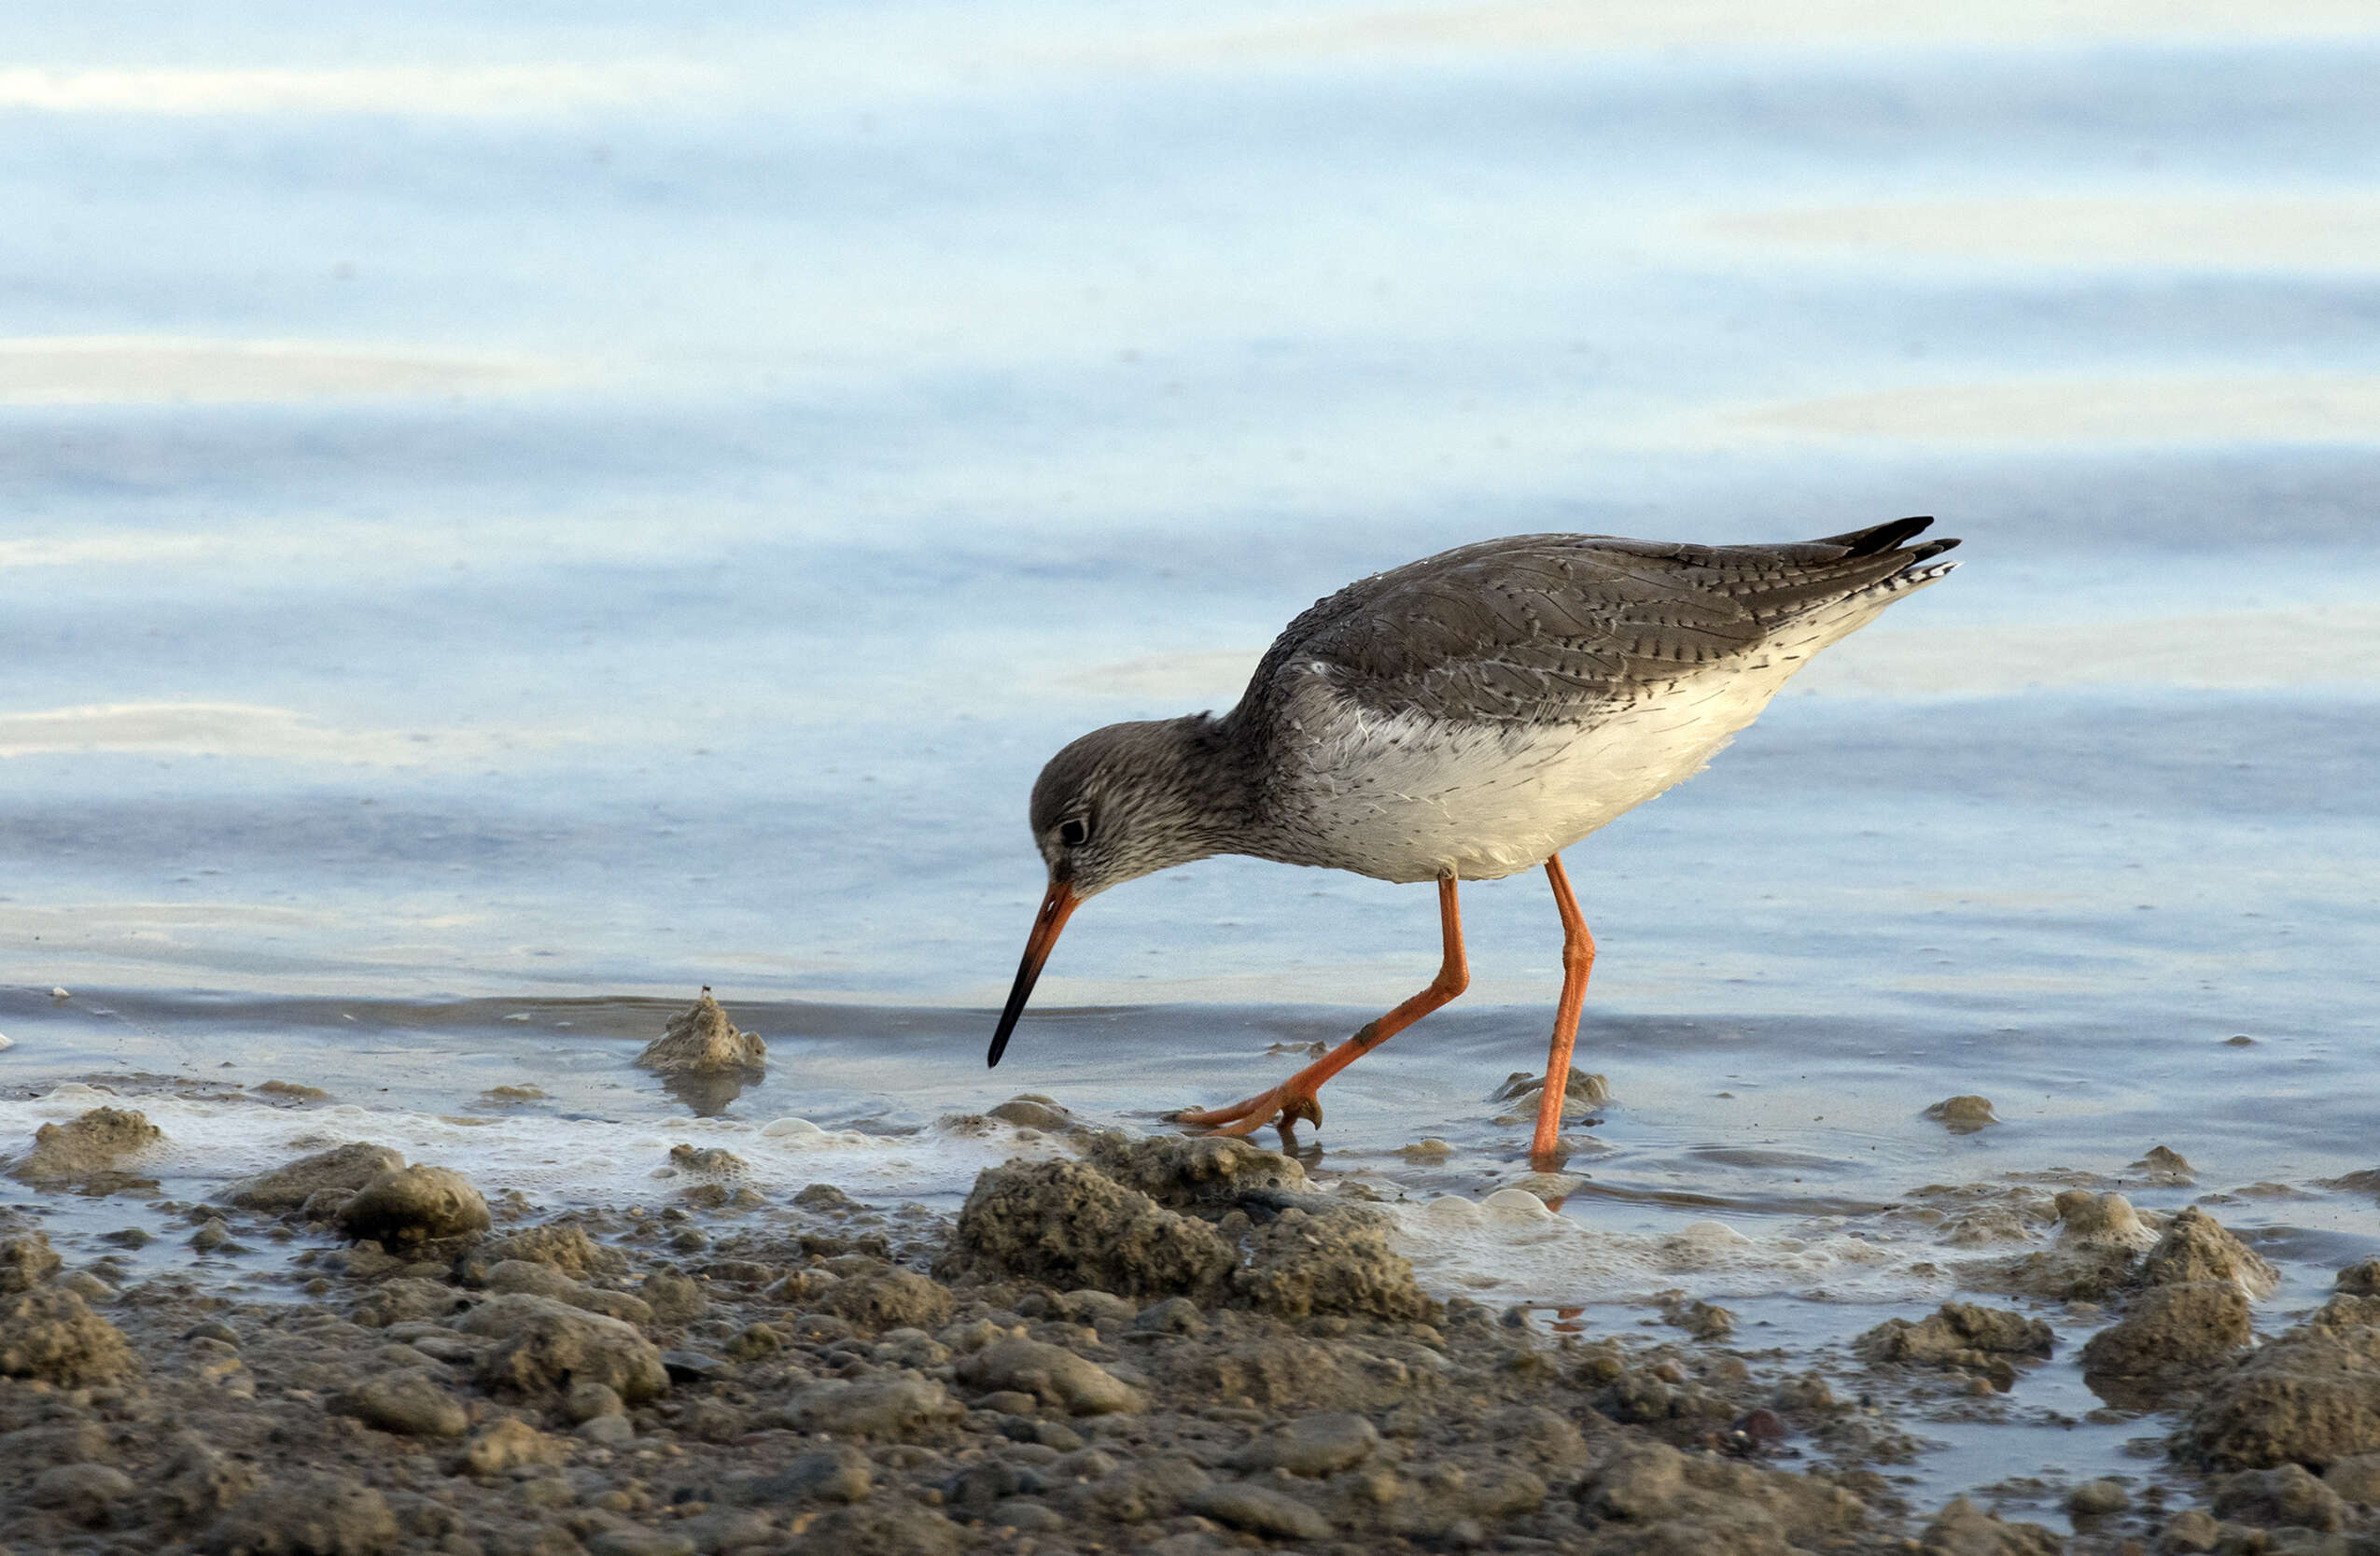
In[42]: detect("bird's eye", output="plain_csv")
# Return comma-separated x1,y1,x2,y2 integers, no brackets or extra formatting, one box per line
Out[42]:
1058,818,1091,848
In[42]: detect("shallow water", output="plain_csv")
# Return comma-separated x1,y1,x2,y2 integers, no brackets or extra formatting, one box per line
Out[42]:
4,0,2379,1523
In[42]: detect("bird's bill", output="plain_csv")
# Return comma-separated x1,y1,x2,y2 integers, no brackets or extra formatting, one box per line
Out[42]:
987,879,1079,1067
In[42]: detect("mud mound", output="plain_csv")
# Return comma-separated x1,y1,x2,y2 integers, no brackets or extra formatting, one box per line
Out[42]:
940,1141,1432,1322
9,1106,162,1186
636,988,765,1073
937,1158,1236,1300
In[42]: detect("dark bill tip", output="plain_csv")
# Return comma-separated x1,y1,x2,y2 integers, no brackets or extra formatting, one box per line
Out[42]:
987,879,1079,1068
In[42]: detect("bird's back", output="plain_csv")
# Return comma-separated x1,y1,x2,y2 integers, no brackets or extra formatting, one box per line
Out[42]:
1223,519,1956,882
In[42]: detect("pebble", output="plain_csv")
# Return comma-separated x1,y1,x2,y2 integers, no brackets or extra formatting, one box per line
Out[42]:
585,1527,699,1556
2067,1479,2131,1515
1229,1410,1379,1476
576,1414,637,1447
660,1348,732,1382
1924,1095,1998,1130
956,1337,1143,1415
567,1381,626,1423
330,1370,470,1437
1186,1481,1333,1540
335,1163,492,1244
29,1463,138,1525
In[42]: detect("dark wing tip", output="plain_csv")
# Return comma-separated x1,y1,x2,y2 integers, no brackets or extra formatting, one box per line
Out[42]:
1818,516,1935,556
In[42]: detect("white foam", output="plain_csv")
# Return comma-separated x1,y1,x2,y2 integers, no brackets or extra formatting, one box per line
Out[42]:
1390,1192,1955,1306
0,1087,1066,1210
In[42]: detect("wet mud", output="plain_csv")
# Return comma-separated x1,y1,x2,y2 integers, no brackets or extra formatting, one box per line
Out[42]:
7,1097,2380,1556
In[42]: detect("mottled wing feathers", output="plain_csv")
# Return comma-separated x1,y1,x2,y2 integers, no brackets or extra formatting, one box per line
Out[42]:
1239,520,1956,728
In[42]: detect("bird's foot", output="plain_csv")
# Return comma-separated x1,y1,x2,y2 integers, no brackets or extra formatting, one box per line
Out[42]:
1173,1086,1322,1144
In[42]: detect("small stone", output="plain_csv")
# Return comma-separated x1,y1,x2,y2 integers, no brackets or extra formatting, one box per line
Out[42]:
782,1504,960,1556
455,1416,562,1476
821,1268,957,1334
479,1222,625,1281
740,1445,874,1505
662,1348,731,1382
1,1229,64,1292
2160,1508,2220,1551
1924,1095,1997,1131
459,1294,668,1402
1589,1442,1686,1520
1921,1494,2065,1553
30,1463,138,1525
987,1097,1078,1132
567,1381,626,1423
203,1471,400,1555
336,1164,491,1245
956,1337,1143,1415
2325,1451,2380,1504
781,1372,962,1439
2130,1145,2195,1184
576,1413,636,1450
1186,1481,1332,1540
2068,1479,2131,1515
150,1431,261,1524
2054,1190,2158,1251
482,1259,652,1324
586,1528,698,1556
644,1270,708,1323
1133,1297,1207,1336
224,1142,408,1213
677,1508,775,1554
330,1370,470,1437
2142,1207,2279,1297
991,1498,1066,1531
1855,1301,2052,1390
2212,1463,2347,1532
1228,1411,1379,1476
2081,1282,2250,1391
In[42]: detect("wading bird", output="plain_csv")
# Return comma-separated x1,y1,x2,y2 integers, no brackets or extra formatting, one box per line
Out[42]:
988,519,1957,1166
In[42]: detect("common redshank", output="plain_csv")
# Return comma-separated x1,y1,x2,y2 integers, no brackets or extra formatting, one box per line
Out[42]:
988,518,1958,1164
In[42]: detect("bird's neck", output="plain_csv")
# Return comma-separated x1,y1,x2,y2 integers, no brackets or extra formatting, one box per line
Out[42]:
1146,711,1267,859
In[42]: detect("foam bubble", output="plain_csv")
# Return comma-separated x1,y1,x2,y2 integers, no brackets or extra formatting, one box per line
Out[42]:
1389,1192,1951,1306
0,1087,1065,1209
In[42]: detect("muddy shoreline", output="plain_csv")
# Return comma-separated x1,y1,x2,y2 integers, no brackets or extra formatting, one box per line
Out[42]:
8,1087,2380,1556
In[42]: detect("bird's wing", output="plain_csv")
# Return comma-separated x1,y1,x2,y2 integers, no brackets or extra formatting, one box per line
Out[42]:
1239,520,1956,728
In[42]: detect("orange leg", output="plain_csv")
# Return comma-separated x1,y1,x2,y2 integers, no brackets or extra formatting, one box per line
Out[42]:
1178,876,1469,1144
1530,853,1597,1169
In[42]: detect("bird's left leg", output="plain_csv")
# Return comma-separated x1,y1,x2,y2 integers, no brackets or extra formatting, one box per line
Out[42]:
1530,853,1597,1170
1177,876,1469,1145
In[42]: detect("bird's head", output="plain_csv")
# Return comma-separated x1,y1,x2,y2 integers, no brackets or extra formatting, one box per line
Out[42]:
987,716,1235,1066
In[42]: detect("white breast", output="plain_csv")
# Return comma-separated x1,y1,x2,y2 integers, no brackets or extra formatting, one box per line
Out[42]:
1266,609,1880,883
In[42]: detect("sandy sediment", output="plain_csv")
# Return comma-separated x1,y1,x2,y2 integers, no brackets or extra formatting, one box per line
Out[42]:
0,1104,2374,1555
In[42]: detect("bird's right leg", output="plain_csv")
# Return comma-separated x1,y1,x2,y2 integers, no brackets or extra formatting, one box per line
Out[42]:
1528,852,1597,1171
1176,876,1469,1141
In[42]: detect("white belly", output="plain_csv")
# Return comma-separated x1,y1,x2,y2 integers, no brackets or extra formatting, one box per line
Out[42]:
1268,621,1866,883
